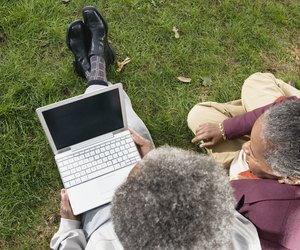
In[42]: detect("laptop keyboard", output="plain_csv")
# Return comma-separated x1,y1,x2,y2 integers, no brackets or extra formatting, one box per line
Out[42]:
56,134,140,188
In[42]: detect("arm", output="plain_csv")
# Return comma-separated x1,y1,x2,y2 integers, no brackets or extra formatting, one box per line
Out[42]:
50,190,85,250
191,109,264,147
224,96,298,139
223,103,272,139
192,96,298,146
50,219,87,250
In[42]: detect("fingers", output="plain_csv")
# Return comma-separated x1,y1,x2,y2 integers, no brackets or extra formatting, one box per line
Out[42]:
191,136,200,144
193,126,210,142
128,128,141,143
200,140,215,148
129,128,154,157
60,189,71,213
191,137,213,148
195,124,207,134
128,128,139,136
192,123,223,147
191,130,209,143
60,189,80,220
192,134,206,143
129,128,149,146
61,189,69,205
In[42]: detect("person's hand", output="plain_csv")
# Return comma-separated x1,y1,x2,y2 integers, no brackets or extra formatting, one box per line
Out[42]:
129,128,154,157
191,123,223,148
60,189,80,221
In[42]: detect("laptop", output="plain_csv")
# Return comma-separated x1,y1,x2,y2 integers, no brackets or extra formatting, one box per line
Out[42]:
36,84,141,215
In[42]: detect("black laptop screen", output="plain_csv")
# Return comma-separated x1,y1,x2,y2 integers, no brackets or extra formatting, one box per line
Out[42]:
42,89,124,150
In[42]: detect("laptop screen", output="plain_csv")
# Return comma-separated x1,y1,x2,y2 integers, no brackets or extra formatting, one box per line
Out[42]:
42,88,123,150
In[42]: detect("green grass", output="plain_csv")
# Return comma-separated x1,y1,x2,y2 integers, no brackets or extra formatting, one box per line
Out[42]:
0,0,299,248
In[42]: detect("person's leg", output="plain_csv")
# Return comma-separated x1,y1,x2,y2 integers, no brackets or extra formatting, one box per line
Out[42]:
81,84,153,238
82,6,115,87
241,72,300,111
80,203,112,239
67,6,153,237
187,100,248,169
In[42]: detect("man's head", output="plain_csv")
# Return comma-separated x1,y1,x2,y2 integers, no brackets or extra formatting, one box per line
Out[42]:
112,146,235,250
243,101,300,179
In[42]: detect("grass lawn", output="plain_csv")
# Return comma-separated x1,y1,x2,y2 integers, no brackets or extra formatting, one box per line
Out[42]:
0,0,299,248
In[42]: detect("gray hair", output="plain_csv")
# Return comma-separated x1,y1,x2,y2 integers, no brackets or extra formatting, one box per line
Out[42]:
262,100,300,178
112,146,235,250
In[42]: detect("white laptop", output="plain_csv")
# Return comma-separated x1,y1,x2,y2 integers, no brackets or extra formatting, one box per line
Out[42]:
36,84,141,215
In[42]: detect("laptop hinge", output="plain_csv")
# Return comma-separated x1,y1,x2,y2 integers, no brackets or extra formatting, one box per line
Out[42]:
70,132,114,152
57,147,71,154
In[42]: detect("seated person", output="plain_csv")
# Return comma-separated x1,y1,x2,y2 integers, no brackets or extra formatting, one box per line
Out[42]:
51,145,261,249
50,6,261,250
188,74,300,249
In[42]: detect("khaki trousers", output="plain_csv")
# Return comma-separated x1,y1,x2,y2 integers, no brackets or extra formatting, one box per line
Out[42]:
187,72,300,169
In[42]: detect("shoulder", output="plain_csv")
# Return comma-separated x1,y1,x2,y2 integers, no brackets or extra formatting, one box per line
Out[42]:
230,179,300,203
231,180,300,249
231,211,261,250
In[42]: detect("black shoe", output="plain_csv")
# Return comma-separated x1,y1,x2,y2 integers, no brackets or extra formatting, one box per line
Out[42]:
66,20,90,78
82,6,116,66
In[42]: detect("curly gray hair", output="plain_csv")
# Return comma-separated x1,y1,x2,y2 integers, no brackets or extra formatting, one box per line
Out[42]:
111,146,235,250
262,100,300,178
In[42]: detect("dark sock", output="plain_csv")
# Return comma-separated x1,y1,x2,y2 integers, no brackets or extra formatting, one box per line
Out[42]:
87,79,108,87
87,55,108,86
84,71,90,80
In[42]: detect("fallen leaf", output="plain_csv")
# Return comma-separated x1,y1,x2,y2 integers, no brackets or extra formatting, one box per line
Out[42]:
177,76,192,83
41,41,49,48
291,47,300,60
0,32,4,42
117,57,131,72
172,26,180,39
200,76,213,86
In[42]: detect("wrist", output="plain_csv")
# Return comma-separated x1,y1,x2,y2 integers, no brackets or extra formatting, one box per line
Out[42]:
58,218,81,233
218,122,227,140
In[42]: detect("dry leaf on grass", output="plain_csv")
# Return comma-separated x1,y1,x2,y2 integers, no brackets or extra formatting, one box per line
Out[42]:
117,57,131,72
172,26,180,39
177,76,192,83
200,76,213,86
41,41,49,48
291,47,300,60
0,32,4,42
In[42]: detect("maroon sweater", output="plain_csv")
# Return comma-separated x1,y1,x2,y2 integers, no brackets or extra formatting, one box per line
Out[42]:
231,179,300,250
223,96,298,139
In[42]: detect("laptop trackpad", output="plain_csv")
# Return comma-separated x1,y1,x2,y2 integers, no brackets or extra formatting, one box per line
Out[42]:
67,167,132,215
